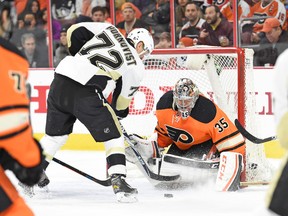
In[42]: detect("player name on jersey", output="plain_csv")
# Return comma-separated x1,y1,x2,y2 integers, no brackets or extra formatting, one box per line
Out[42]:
106,26,137,66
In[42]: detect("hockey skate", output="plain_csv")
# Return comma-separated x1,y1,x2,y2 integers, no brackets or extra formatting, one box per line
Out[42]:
18,171,50,197
111,174,138,203
37,170,50,188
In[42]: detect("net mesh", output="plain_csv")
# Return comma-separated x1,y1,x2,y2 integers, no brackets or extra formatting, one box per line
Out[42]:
125,47,272,183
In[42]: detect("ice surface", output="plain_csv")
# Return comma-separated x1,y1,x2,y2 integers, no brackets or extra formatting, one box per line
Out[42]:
9,150,280,216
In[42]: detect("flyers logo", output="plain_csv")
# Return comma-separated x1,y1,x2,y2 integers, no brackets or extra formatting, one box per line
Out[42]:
166,125,193,144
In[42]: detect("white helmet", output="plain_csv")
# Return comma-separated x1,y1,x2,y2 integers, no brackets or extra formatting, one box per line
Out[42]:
173,78,200,119
127,28,154,57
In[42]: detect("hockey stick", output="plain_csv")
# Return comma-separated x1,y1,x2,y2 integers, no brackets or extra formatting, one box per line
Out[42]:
52,157,112,187
163,154,220,169
240,181,270,187
235,119,277,144
119,121,180,182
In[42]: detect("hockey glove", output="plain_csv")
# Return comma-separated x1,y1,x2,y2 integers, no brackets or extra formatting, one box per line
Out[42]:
0,139,45,186
129,133,162,160
277,112,288,149
114,107,129,119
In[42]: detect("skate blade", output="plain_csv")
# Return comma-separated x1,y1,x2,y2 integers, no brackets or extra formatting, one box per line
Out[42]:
116,192,138,203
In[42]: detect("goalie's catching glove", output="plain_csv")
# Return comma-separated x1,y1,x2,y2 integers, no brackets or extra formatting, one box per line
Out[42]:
127,133,162,161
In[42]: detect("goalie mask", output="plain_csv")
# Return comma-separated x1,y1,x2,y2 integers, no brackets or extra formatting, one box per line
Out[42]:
127,28,154,59
173,78,199,119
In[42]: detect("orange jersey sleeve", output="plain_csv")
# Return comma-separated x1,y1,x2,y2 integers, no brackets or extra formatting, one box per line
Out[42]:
155,92,245,155
0,38,41,167
248,0,286,32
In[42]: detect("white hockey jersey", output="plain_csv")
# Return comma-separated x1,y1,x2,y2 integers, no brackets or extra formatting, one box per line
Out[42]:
55,22,145,112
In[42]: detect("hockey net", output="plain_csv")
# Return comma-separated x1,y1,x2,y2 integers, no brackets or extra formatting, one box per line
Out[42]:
123,46,272,183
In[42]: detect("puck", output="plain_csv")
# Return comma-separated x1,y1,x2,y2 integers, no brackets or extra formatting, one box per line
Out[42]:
164,193,173,198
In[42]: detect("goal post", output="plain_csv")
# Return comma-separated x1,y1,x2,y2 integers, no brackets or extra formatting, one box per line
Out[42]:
122,46,272,183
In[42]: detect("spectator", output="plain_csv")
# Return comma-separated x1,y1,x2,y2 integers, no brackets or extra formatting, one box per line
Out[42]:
116,2,150,37
14,0,46,15
155,32,172,48
10,12,47,50
38,8,48,32
54,25,70,67
115,0,142,24
91,6,106,22
197,5,234,46
51,0,77,24
17,0,44,27
141,0,170,44
14,13,25,30
221,0,250,23
75,0,106,17
75,14,93,23
242,0,286,44
127,0,153,13
248,0,286,32
179,2,205,41
253,17,288,66
20,33,48,68
178,36,194,47
175,0,189,41
103,6,112,23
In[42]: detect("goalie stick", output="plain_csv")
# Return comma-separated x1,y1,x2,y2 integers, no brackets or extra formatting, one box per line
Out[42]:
119,121,180,182
235,119,277,144
52,157,112,187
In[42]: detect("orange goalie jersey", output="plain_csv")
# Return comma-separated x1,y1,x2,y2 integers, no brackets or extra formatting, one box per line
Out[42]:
155,91,245,156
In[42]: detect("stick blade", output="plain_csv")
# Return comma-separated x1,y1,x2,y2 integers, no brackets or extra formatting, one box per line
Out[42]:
234,119,276,144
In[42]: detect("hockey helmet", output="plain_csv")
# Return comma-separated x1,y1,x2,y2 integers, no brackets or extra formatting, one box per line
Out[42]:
127,28,154,58
173,78,199,119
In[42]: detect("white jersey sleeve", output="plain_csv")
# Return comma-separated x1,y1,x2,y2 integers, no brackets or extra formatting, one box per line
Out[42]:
273,48,288,125
55,22,145,111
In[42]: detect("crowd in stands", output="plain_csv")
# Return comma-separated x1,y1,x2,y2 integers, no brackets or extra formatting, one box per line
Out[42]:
5,0,288,67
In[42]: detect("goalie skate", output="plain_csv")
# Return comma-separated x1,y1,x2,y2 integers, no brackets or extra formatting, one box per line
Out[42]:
111,174,138,203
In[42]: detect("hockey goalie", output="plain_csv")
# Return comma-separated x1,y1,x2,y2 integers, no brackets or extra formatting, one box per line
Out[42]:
126,78,245,191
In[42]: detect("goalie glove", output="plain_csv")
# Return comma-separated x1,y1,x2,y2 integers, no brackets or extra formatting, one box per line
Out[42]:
128,133,162,161
215,152,243,192
277,112,288,149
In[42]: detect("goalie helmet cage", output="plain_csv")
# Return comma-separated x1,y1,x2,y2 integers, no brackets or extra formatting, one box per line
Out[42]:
127,46,272,184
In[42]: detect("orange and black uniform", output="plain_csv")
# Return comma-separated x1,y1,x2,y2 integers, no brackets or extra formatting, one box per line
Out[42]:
0,37,42,216
155,91,245,158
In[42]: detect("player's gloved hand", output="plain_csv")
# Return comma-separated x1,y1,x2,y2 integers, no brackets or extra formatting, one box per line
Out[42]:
0,139,45,186
114,107,129,119
277,112,288,149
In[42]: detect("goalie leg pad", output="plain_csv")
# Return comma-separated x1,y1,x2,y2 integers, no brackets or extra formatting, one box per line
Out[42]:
215,152,243,192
